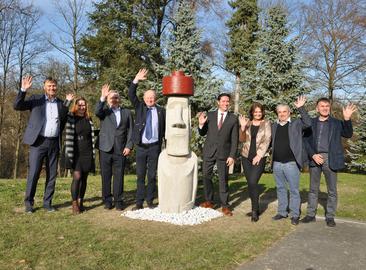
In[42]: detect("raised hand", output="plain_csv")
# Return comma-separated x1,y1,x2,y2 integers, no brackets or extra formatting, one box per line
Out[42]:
198,112,207,126
343,103,357,120
65,93,75,101
294,95,306,108
22,75,32,91
101,84,111,99
134,68,148,82
239,114,249,131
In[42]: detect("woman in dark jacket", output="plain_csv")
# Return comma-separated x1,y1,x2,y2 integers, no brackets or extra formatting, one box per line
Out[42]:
239,102,271,222
65,97,96,214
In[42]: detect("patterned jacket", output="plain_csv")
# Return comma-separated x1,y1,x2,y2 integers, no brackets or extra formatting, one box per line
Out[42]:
64,113,97,171
239,119,272,158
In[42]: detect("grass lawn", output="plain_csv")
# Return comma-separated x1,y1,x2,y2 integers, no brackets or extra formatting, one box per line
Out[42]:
0,173,365,270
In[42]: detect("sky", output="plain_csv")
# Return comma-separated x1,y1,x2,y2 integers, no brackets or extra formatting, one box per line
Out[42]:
29,0,366,100
32,0,94,63
30,0,235,90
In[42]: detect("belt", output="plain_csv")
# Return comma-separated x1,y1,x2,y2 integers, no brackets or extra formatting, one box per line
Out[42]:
138,141,159,148
39,135,58,140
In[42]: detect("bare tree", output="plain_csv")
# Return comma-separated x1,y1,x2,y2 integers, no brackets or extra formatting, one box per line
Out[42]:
0,3,19,163
48,0,87,93
299,0,366,103
13,4,45,179
0,0,15,13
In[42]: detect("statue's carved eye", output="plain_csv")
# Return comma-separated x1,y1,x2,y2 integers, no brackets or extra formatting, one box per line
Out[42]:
172,123,186,129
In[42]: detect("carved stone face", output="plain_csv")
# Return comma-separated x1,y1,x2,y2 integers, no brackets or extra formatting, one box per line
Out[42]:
165,97,190,156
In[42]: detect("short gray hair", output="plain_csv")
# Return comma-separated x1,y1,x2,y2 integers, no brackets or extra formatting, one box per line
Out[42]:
276,104,290,113
108,90,119,98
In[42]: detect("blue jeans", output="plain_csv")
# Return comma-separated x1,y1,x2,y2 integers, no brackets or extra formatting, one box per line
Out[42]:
273,161,301,218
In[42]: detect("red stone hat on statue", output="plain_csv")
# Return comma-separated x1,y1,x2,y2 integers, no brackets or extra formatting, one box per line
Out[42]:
162,70,194,96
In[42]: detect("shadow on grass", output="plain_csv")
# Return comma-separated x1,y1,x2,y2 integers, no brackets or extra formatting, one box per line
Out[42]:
300,188,328,215
258,186,277,214
193,174,278,216
52,196,104,210
52,189,140,211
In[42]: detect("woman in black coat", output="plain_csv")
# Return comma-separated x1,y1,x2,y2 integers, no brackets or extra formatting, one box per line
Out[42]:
65,97,97,214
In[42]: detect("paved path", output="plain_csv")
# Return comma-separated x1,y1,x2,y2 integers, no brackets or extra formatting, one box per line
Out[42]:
238,217,366,270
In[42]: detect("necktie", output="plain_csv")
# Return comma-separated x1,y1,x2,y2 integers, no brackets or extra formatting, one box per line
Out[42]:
145,108,152,140
218,113,224,130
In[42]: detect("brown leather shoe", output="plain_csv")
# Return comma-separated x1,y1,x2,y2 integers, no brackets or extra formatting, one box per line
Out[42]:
200,201,214,209
222,207,233,216
72,200,80,215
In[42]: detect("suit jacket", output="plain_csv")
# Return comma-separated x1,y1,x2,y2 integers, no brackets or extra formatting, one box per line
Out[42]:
95,101,133,153
304,116,353,171
128,82,165,145
13,91,69,146
271,107,311,169
198,110,239,160
239,119,271,158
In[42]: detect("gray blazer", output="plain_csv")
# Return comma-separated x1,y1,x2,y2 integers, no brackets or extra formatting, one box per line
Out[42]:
13,91,69,146
95,101,133,153
198,110,239,160
271,106,312,169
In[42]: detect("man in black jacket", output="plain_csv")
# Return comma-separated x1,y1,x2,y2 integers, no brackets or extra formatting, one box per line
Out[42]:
301,97,356,227
128,69,166,210
198,93,238,216
95,84,133,210
14,75,73,213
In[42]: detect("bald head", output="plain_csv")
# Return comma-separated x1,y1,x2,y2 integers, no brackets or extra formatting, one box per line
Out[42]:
143,89,156,107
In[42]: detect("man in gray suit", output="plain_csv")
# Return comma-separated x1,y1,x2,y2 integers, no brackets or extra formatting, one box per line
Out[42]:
198,93,239,216
95,84,133,210
14,75,74,213
271,96,311,225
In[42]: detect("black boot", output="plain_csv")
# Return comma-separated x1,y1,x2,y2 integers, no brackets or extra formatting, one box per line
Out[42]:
78,198,85,212
251,210,259,222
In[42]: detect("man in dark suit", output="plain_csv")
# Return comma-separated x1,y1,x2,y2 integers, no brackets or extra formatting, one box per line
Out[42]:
271,96,311,225
301,97,356,227
13,75,73,213
128,69,165,210
95,84,133,210
198,93,238,216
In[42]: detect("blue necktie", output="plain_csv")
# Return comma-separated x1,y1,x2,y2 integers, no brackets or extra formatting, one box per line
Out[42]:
145,108,152,140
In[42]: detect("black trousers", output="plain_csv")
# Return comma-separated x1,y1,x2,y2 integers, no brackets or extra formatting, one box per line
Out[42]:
135,143,160,205
202,157,230,207
99,150,126,206
25,136,59,208
242,157,266,211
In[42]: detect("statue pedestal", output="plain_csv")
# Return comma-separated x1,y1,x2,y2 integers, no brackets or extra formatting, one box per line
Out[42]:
158,150,198,213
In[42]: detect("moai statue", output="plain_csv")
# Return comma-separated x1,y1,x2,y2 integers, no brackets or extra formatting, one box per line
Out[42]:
158,71,198,213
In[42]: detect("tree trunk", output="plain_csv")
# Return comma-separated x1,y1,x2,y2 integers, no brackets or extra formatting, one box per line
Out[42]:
234,73,240,114
230,73,241,175
0,72,6,163
13,112,22,179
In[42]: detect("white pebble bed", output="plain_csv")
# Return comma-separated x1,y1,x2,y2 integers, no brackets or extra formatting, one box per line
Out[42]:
122,206,223,226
